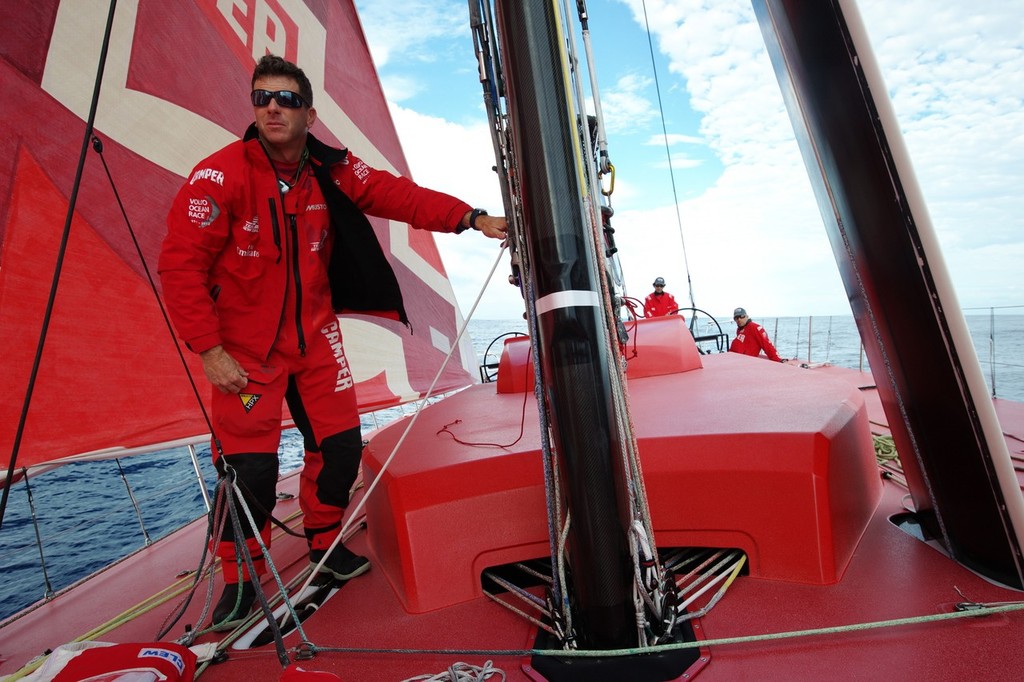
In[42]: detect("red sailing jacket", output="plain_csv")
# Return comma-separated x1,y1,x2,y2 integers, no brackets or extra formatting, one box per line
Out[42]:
159,128,470,360
729,321,782,362
644,291,680,318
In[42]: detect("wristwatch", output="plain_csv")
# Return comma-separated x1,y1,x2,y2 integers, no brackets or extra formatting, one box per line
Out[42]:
470,208,488,229
457,208,488,233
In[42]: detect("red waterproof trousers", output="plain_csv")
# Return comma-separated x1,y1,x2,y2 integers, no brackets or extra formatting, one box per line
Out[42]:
214,314,361,583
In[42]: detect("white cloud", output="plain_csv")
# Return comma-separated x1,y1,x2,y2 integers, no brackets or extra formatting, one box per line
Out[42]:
355,0,467,68
361,0,1024,318
651,156,702,171
613,0,1024,315
378,74,422,103
387,103,525,319
645,133,704,146
600,74,657,133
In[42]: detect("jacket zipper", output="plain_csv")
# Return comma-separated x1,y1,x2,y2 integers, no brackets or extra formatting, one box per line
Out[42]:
288,213,306,357
268,198,282,263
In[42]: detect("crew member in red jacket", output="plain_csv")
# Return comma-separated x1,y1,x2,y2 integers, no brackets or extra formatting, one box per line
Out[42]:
158,55,507,629
643,277,681,318
729,307,784,362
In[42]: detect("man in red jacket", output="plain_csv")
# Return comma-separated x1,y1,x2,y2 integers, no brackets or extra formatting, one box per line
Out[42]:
643,277,681,318
159,55,506,629
729,307,784,362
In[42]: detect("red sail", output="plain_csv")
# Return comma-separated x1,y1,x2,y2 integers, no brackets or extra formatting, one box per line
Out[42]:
0,0,476,478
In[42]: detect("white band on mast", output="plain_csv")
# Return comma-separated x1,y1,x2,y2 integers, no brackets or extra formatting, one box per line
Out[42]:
536,290,601,314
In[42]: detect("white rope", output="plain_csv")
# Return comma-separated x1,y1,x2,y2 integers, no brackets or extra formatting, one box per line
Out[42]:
678,557,740,611
298,245,508,598
400,660,506,682
676,555,746,621
482,589,557,635
555,509,573,645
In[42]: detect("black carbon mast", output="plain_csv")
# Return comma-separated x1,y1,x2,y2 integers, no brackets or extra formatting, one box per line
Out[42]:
469,1,700,677
494,0,634,648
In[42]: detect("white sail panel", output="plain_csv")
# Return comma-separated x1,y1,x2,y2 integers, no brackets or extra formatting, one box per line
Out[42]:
0,0,475,477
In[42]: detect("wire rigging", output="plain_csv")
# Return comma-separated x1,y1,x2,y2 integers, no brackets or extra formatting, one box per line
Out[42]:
90,136,222,456
0,1,120,530
640,0,697,309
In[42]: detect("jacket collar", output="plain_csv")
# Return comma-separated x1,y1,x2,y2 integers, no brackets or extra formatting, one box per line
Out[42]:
242,123,348,166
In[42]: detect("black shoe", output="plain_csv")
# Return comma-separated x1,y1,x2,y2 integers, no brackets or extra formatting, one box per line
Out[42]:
211,581,257,631
310,545,370,581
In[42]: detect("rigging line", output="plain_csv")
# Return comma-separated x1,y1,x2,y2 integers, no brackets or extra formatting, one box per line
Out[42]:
306,599,1024,660
675,555,747,621
22,474,55,599
574,24,668,621
640,0,696,310
576,0,611,174
525,274,572,628
0,0,119,530
5,509,308,679
483,589,558,636
163,507,310,643
566,0,663,607
7,508,298,681
156,485,224,642
295,245,510,602
223,474,293,667
91,136,222,455
114,457,151,546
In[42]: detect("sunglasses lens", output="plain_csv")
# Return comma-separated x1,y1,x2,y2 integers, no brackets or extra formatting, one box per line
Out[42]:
275,91,303,108
251,90,305,108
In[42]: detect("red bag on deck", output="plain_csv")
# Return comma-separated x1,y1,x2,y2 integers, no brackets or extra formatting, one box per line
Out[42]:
47,642,196,681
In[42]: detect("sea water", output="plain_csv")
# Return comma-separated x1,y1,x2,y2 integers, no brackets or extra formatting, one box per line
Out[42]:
2,315,1023,622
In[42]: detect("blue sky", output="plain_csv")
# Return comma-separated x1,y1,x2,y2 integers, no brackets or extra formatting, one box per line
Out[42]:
354,0,1024,319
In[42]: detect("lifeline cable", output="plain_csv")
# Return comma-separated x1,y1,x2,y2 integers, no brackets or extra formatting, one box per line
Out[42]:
301,598,1024,660
0,0,117,529
90,136,223,456
292,244,510,604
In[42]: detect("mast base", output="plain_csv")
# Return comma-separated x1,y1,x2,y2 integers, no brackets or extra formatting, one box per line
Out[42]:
525,619,705,681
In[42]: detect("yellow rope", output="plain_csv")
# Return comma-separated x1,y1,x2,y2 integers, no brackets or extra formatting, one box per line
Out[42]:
5,510,305,680
874,434,900,468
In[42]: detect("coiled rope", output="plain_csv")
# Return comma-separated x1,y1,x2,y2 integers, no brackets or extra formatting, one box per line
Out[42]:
400,660,506,681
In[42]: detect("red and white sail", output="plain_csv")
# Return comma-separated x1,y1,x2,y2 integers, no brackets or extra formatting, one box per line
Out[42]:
0,0,476,478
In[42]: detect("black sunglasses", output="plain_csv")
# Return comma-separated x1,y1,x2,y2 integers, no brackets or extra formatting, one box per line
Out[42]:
251,89,307,108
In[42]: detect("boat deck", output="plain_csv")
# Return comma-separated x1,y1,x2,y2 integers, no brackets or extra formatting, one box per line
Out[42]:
2,360,1023,681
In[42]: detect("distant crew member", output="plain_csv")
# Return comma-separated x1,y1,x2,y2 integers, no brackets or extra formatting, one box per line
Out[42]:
643,277,681,318
729,308,784,362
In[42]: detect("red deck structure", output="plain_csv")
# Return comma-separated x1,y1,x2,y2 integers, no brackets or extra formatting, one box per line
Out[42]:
3,319,1022,680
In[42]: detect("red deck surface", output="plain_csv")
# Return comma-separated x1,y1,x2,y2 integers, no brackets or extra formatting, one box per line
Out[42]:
3,351,1024,681
364,350,881,615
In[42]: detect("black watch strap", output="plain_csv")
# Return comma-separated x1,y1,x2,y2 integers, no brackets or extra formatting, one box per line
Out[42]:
469,208,488,230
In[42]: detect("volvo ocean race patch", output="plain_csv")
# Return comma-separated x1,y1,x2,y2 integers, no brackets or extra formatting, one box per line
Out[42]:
239,393,261,412
187,195,220,228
